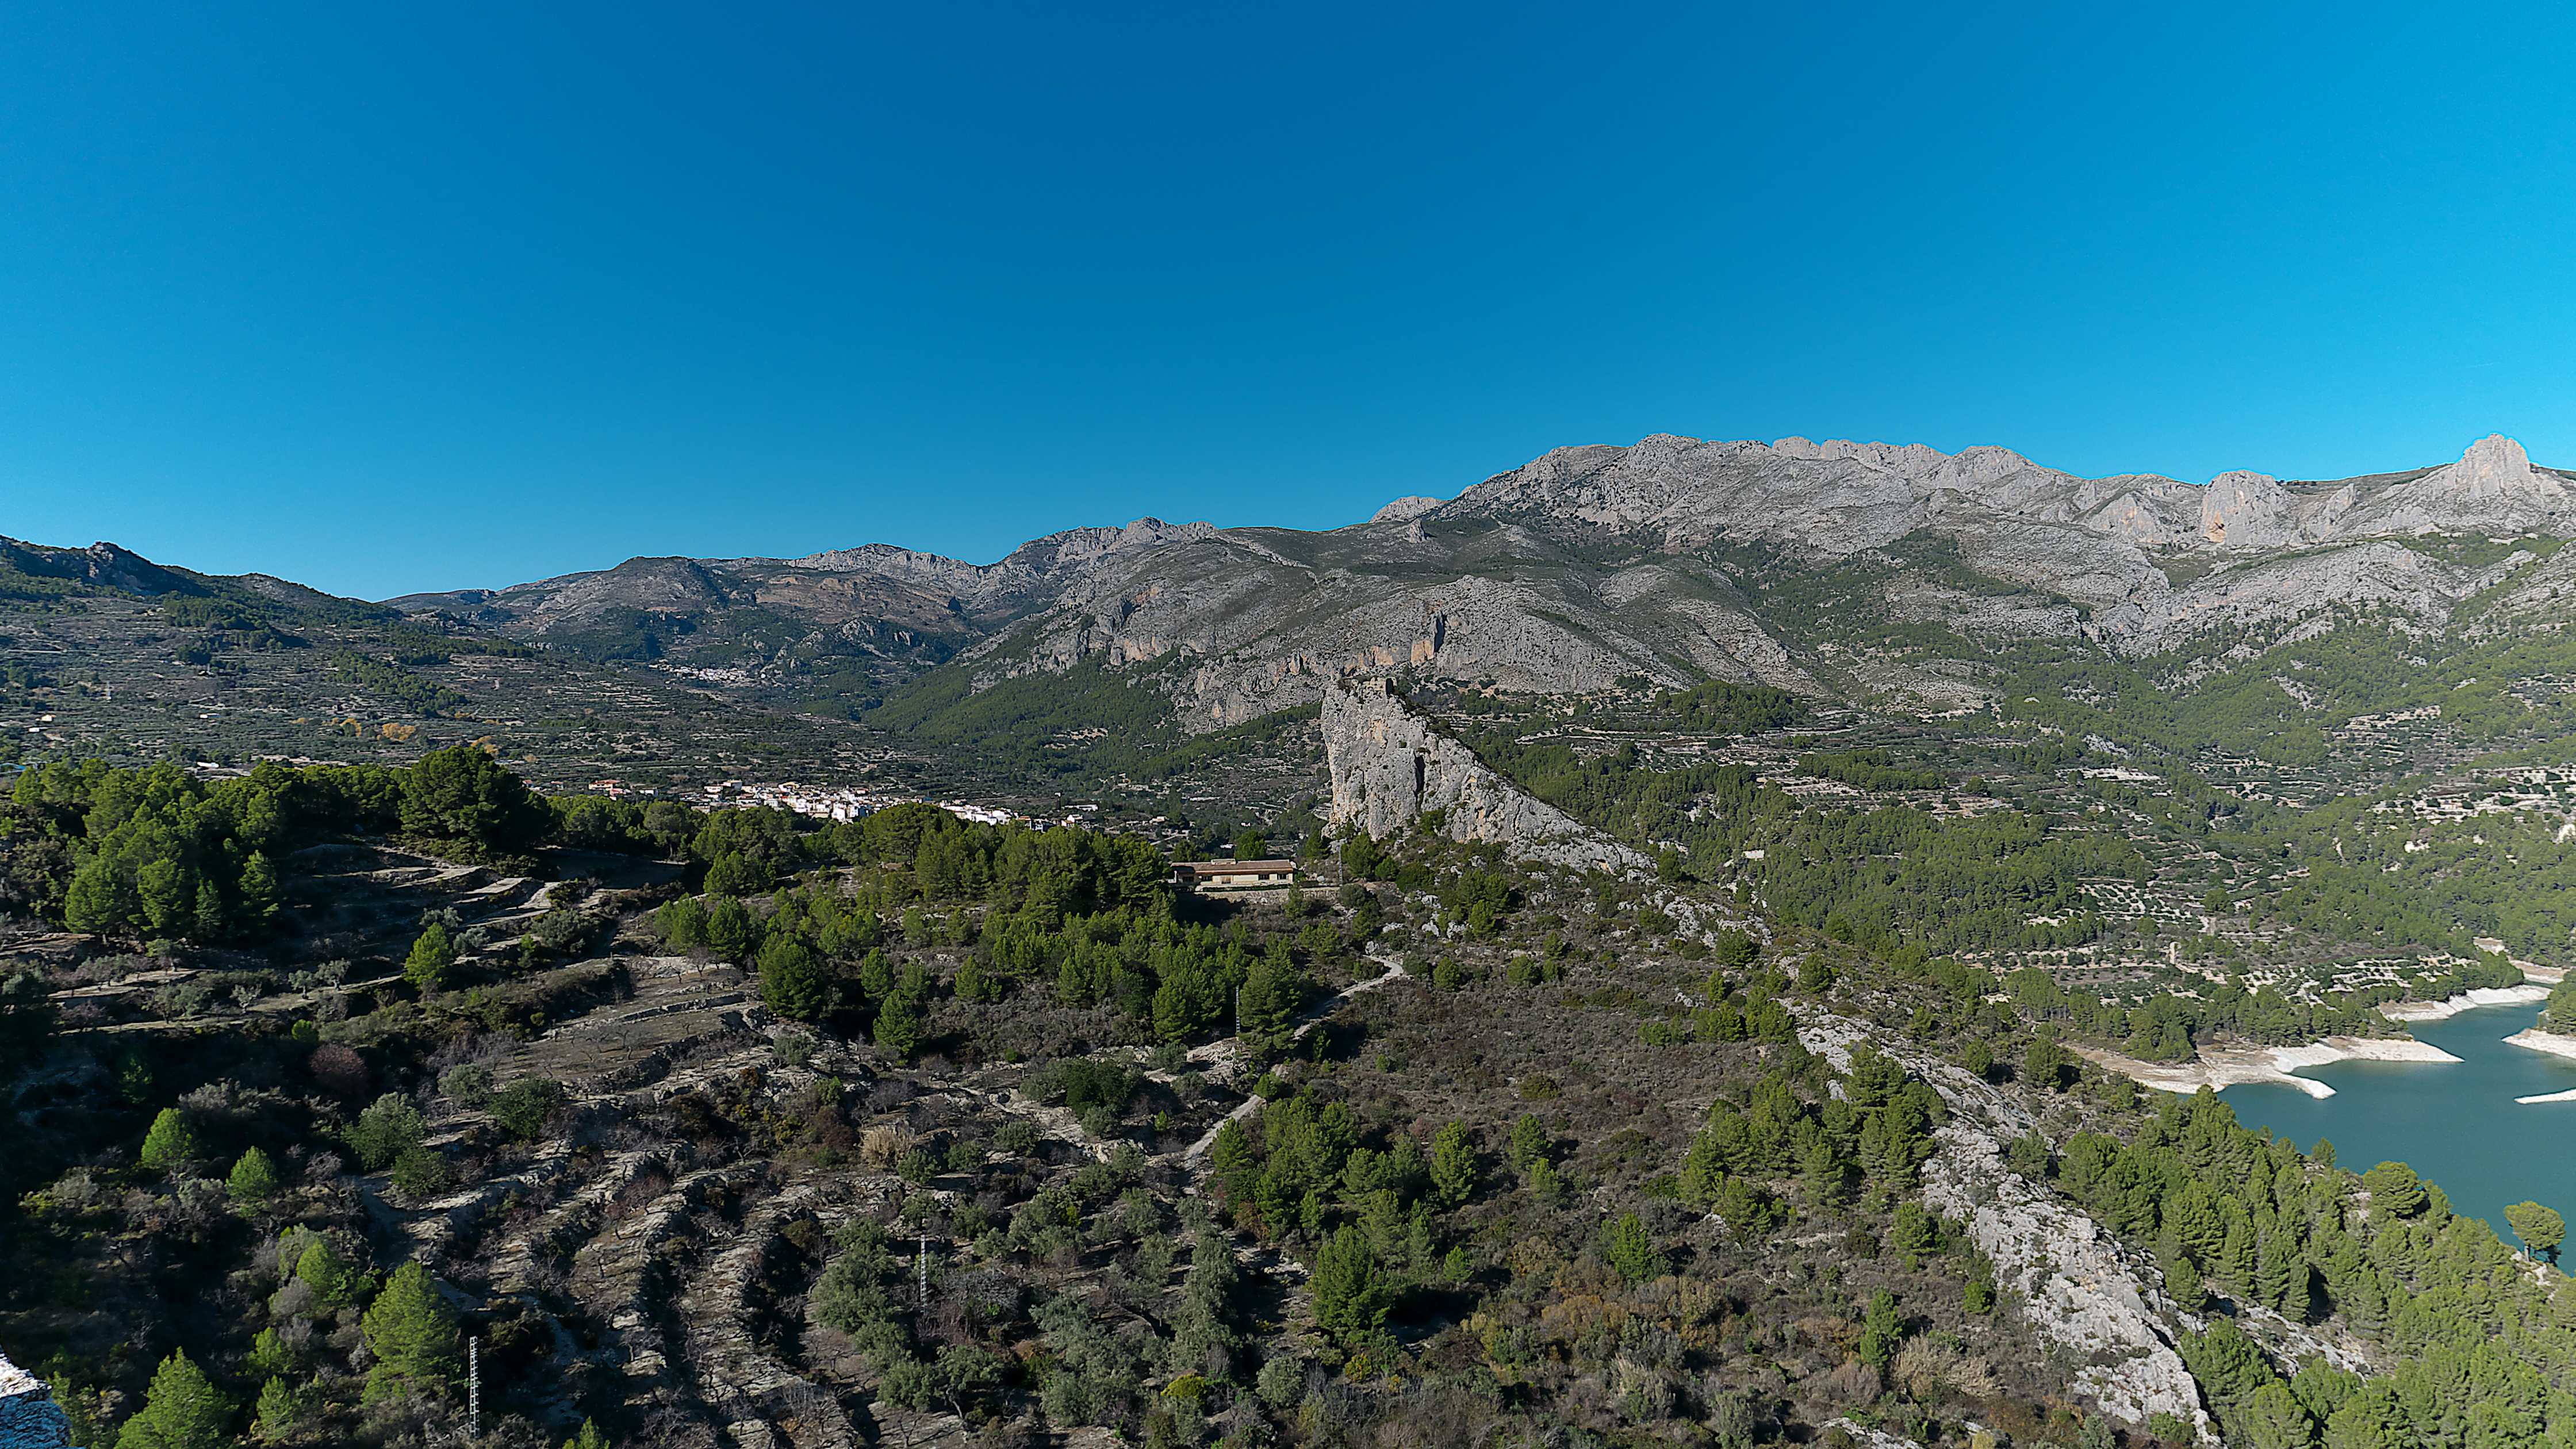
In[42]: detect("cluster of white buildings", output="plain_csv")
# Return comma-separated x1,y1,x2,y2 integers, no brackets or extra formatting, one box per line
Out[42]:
688,779,1026,828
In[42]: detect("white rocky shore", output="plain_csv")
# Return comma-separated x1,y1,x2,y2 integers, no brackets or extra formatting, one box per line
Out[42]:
2501,1028,2576,1101
2070,1036,2460,1099
2376,983,2551,1021
2505,1027,2576,1063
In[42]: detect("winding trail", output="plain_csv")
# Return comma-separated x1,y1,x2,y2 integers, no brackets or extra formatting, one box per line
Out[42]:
1181,956,1409,1163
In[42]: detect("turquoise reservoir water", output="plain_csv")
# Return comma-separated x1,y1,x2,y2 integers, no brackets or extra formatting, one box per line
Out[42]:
2219,1003,2576,1237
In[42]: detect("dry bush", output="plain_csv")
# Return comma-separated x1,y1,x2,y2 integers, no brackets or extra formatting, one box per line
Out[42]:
607,1166,674,1222
309,1044,368,1095
1811,1358,1881,1405
860,1125,917,1168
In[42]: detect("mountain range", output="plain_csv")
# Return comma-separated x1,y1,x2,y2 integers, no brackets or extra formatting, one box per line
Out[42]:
375,430,2576,731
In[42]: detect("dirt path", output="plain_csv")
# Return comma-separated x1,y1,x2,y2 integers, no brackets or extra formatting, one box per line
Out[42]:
1180,956,1409,1164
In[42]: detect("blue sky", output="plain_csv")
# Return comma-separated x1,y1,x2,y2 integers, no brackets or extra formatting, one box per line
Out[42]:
6,2,2576,599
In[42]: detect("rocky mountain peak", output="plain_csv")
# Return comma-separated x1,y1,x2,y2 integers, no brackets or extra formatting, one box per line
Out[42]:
2200,470,2293,548
2334,431,2576,536
1368,496,1444,525
2431,432,2538,500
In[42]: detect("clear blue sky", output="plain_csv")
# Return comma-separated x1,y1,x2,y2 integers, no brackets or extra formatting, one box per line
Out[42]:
6,2,2576,600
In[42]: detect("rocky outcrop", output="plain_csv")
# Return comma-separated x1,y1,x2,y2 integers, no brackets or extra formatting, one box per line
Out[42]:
0,1354,71,1449
785,518,1220,611
1368,496,1444,524
1918,1125,2211,1433
373,425,2576,739
1322,678,1648,873
2201,471,2296,548
1797,1016,2212,1437
0,536,195,599
2339,434,2576,536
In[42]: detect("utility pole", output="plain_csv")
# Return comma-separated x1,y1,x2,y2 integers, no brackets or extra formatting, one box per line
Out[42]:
467,1336,480,1443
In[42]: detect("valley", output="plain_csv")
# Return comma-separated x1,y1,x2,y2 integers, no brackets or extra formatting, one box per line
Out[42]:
14,431,2576,1448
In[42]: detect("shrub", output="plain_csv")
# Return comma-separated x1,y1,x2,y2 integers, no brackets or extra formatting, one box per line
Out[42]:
1026,1057,1138,1114
392,1145,450,1199
347,1094,426,1171
490,1078,565,1141
861,1125,917,1169
309,1044,369,1097
438,1062,493,1107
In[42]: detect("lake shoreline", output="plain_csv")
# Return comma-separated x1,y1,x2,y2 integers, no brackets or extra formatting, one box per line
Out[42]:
2503,1029,2576,1101
2072,986,2566,1101
2072,1036,2462,1100
2378,984,2552,1022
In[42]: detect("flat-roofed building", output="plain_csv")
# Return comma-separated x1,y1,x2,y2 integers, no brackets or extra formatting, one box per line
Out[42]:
1171,859,1300,893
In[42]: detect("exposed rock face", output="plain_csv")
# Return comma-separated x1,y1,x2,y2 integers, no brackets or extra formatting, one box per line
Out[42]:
1368,496,1444,524
0,536,193,598
1321,678,1647,873
365,427,2576,738
1917,1125,2211,1433
0,1354,71,1449
1797,1017,2211,1436
2339,434,2576,535
784,518,1220,611
2201,471,2294,547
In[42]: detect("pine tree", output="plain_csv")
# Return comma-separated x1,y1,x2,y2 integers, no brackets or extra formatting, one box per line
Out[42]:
1310,1225,1389,1346
403,923,457,991
1801,1140,1846,1208
2161,1236,2205,1310
1239,942,1300,1061
64,855,137,937
1428,1121,1475,1208
2240,1382,2314,1449
227,1146,279,1206
252,1376,297,1441
139,1107,202,1171
116,1350,229,1449
248,1327,293,1378
756,936,825,1021
190,880,225,943
1605,1212,1665,1285
361,1260,461,1404
2505,1201,2566,1261
872,980,923,1057
136,857,190,938
296,1239,354,1306
237,850,281,929
1858,1289,1902,1368
563,1420,610,1449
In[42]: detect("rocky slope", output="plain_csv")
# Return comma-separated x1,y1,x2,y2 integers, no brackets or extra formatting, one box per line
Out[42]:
1320,678,1649,873
373,430,2576,741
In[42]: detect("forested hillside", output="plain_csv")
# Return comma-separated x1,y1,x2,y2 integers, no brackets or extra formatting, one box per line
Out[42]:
7,737,2576,1449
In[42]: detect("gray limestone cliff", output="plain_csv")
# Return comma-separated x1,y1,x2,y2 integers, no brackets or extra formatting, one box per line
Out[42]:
1322,678,1649,874
1797,1018,2213,1436
384,427,2576,739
